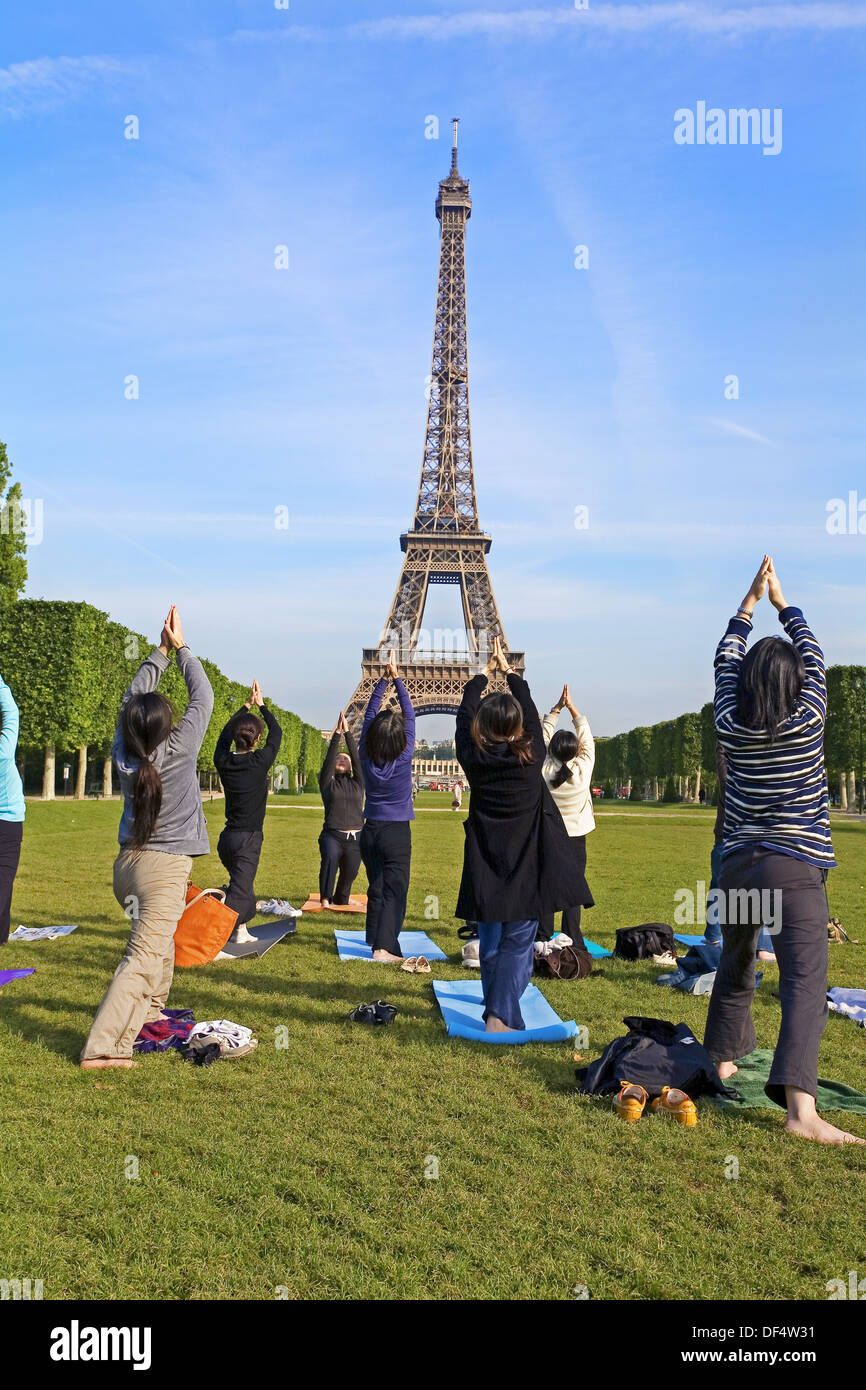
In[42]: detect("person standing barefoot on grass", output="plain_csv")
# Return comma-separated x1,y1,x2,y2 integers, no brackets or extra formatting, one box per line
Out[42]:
455,637,587,1033
213,679,282,945
81,606,213,1070
359,649,415,963
538,682,595,947
318,711,364,909
0,668,25,946
705,557,864,1144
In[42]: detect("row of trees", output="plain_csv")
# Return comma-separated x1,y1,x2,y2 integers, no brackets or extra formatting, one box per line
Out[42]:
594,668,866,807
0,600,326,799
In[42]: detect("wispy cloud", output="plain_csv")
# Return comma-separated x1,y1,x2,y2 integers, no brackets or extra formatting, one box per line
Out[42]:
0,53,137,117
234,3,866,46
706,417,777,447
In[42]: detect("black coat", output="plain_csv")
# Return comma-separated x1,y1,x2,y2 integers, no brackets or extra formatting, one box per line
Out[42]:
454,673,588,921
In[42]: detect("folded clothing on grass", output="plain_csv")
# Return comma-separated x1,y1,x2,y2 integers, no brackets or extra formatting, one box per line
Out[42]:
10,925,78,941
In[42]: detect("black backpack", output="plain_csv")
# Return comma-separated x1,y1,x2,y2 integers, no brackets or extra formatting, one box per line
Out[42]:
614,923,676,960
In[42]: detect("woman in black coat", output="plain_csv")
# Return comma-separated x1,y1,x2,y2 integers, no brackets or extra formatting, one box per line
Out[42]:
455,637,587,1032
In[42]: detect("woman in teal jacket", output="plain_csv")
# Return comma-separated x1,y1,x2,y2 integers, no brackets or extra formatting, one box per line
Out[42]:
0,670,25,945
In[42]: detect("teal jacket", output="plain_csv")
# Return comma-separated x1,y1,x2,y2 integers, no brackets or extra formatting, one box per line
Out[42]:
0,674,25,822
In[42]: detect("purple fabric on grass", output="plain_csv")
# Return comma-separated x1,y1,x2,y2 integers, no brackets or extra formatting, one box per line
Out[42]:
0,968,35,987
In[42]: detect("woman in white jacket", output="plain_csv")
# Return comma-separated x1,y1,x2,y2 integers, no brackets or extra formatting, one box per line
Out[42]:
539,683,595,946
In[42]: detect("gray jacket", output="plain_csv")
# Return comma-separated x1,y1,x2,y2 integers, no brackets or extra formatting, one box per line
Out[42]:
114,647,214,856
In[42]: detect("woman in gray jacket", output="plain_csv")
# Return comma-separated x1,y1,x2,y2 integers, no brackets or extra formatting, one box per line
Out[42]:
81,606,214,1069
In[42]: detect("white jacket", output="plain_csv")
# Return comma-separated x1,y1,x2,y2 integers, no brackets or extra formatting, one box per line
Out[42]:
541,711,596,838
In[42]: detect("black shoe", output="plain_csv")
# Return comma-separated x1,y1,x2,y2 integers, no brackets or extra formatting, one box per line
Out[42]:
347,1000,397,1026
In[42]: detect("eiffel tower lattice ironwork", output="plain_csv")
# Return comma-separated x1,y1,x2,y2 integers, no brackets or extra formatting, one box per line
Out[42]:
345,121,524,730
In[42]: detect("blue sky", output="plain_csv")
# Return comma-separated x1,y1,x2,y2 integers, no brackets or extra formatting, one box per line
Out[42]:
1,1,864,739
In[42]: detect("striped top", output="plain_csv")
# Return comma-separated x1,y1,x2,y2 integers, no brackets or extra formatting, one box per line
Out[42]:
713,606,835,869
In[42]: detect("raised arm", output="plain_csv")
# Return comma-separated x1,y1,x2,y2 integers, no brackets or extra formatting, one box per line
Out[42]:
767,560,826,720
0,673,20,760
361,679,387,746
714,557,771,732
541,711,558,749
393,678,415,756
257,703,282,769
345,727,363,784
214,708,244,770
506,673,545,763
319,730,342,791
570,709,595,788
455,674,487,769
172,648,214,752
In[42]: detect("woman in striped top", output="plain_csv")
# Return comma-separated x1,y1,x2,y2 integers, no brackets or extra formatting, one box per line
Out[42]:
704,556,863,1144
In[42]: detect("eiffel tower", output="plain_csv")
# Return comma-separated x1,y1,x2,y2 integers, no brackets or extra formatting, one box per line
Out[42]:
345,121,524,731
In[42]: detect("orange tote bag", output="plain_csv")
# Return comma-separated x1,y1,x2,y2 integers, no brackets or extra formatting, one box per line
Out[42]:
174,886,238,967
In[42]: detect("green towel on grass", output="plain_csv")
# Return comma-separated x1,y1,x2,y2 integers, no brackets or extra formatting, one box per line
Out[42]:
712,1049,866,1113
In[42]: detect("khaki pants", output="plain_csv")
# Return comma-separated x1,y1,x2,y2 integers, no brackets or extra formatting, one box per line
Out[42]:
81,848,192,1061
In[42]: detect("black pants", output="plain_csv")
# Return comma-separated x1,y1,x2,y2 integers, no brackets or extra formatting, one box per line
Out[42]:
319,828,362,904
0,819,23,945
360,820,411,956
537,834,593,947
703,845,829,1107
217,827,263,927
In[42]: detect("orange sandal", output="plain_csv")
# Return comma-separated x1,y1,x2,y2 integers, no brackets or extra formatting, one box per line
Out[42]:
613,1082,648,1122
650,1086,698,1126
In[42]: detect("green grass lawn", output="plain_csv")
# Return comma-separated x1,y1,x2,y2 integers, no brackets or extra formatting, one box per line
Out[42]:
1,794,865,1301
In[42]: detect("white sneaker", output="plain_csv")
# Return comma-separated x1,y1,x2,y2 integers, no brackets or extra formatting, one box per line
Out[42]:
551,933,573,948
461,938,481,968
233,924,254,944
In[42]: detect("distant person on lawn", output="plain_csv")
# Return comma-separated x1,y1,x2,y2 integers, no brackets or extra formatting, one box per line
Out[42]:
214,680,282,944
359,649,416,962
455,636,587,1033
318,710,364,908
81,606,213,1070
0,668,25,947
538,682,595,947
705,556,863,1145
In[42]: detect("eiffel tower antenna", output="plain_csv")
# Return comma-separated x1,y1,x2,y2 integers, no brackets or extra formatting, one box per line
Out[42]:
345,126,525,730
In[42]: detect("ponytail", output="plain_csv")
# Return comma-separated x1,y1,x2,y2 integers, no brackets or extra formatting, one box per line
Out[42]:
121,693,174,848
549,728,578,788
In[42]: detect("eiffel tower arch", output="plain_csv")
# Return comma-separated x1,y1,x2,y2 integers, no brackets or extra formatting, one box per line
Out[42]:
345,121,524,731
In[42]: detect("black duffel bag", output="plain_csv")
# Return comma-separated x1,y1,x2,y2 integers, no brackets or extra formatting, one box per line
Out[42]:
614,923,676,960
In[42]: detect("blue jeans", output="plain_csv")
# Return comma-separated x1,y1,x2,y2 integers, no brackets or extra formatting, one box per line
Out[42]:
477,919,538,1030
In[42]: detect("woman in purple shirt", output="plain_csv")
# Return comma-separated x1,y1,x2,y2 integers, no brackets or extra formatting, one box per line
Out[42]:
359,649,416,962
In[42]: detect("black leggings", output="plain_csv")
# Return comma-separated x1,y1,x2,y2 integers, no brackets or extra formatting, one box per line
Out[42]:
360,820,411,956
537,834,593,946
319,828,362,904
217,827,263,927
703,845,829,1106
0,819,23,945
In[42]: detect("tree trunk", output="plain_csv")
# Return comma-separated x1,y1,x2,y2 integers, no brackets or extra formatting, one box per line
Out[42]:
694,768,702,801
102,757,113,798
74,745,87,800
840,776,848,811
42,744,56,800
848,769,857,811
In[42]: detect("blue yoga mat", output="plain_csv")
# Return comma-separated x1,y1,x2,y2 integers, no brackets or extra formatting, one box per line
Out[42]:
0,968,35,988
583,939,612,959
674,933,706,947
432,978,577,1045
334,929,447,962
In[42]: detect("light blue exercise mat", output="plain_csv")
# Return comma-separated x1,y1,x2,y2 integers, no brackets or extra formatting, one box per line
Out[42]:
583,939,612,959
432,978,578,1045
674,933,706,947
334,929,447,962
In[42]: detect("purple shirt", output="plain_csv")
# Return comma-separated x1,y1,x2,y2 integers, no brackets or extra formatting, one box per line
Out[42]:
360,678,416,822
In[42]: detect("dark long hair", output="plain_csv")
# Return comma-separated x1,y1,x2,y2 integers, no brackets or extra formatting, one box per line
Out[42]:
363,709,407,767
121,693,174,848
548,728,578,788
736,636,805,742
470,692,535,765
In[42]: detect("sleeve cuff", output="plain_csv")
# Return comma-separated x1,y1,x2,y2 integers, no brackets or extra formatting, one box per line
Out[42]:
149,648,170,670
779,606,804,624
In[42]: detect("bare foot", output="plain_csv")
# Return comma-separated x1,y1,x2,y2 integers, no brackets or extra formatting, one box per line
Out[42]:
320,900,331,910
785,1115,866,1144
757,951,777,962
372,949,403,964
80,1058,137,1070
717,1061,738,1079
485,1014,514,1033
